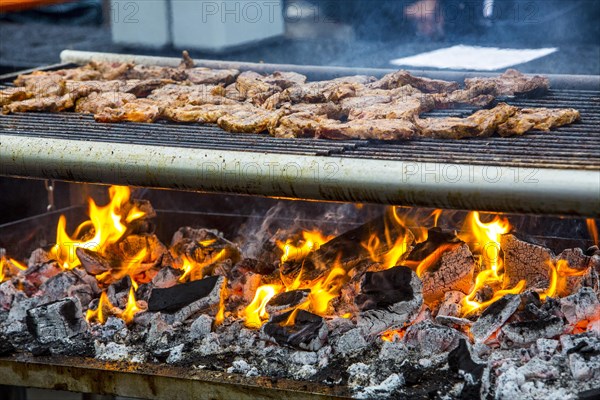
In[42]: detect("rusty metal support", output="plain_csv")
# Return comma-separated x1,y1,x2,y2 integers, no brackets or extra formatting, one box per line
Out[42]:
0,355,348,399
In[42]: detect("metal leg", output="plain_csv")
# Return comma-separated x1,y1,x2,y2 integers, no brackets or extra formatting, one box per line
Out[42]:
0,386,27,400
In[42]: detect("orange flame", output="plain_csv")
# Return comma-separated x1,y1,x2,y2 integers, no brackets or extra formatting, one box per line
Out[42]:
243,284,283,328
459,212,514,316
85,291,114,324
587,218,599,246
541,259,587,300
361,208,412,269
0,256,27,282
276,230,334,264
50,186,146,270
121,287,143,324
178,247,227,282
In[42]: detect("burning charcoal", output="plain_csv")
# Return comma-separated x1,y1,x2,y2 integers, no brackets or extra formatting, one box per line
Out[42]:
170,227,240,280
500,316,564,346
420,243,475,306
151,266,183,288
149,276,225,324
107,276,134,308
470,294,521,343
501,234,554,290
0,281,18,310
27,247,51,268
448,339,485,398
560,287,600,325
573,267,599,295
262,309,328,351
406,227,461,261
76,247,111,275
300,215,414,276
331,328,368,356
23,261,62,288
435,291,465,325
403,321,465,354
232,258,276,276
189,314,213,341
266,289,310,317
38,270,97,305
26,297,87,344
145,313,174,350
356,266,423,336
586,245,600,257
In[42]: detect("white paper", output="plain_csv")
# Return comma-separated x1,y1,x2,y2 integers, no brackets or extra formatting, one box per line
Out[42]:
390,45,558,71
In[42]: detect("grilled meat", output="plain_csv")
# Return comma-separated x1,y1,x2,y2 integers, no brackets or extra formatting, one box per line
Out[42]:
497,108,580,136
318,118,417,140
416,103,518,139
3,93,76,113
432,81,498,108
217,106,283,134
348,96,432,120
66,79,174,98
13,66,102,87
185,68,240,85
0,87,32,106
163,104,230,123
270,112,337,138
465,69,550,97
369,70,459,93
94,99,162,123
75,92,137,114
148,84,236,107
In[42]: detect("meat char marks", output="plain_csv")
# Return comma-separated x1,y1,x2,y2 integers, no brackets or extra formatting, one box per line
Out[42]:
0,52,579,140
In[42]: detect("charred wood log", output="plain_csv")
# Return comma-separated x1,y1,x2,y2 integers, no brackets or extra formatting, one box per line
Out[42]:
76,247,112,275
470,294,521,343
356,266,423,336
420,243,475,307
26,297,87,344
287,214,414,278
499,316,564,346
501,234,554,290
148,276,225,324
266,289,310,317
261,309,327,351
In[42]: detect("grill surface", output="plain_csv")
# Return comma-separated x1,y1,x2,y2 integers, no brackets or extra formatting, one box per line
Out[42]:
1,88,599,169
1,53,599,216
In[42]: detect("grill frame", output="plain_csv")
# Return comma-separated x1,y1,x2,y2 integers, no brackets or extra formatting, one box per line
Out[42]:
0,51,599,217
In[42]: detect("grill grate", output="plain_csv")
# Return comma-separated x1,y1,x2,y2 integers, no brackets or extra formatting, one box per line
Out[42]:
1,88,599,170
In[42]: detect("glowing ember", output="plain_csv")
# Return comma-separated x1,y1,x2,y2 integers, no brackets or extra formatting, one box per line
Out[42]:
414,243,461,277
179,246,226,283
380,329,406,342
50,186,146,270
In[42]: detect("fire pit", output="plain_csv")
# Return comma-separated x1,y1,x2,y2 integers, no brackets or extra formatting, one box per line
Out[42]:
0,52,599,399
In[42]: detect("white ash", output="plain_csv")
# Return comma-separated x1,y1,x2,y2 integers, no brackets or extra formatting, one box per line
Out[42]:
166,343,185,364
331,328,368,356
188,314,213,341
353,373,404,399
560,287,600,325
294,364,318,380
290,350,318,365
95,341,130,362
25,297,87,344
378,341,408,362
403,321,465,355
535,338,559,361
499,316,564,347
347,362,372,388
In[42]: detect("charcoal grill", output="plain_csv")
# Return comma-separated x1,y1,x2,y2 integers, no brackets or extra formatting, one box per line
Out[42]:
0,50,598,217
0,50,599,399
